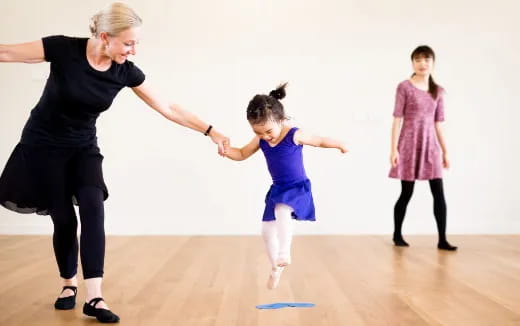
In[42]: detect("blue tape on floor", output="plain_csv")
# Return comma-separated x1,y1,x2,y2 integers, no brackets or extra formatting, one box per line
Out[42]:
256,302,316,309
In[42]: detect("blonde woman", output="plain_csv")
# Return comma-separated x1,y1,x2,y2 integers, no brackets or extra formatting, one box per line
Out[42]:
0,3,229,323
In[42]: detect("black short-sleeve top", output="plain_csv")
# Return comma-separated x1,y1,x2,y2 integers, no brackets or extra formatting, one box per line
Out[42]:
21,35,146,147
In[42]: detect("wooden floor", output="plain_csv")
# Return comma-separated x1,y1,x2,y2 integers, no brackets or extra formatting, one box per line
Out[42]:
0,235,519,326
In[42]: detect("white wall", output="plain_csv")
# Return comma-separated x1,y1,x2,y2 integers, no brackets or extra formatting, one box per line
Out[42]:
1,0,518,235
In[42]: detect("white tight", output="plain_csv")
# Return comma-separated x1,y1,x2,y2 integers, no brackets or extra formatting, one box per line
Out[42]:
261,203,294,268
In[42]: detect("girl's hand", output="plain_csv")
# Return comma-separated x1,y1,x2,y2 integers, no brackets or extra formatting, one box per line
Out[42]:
443,153,450,169
209,129,230,156
339,143,349,154
390,150,399,168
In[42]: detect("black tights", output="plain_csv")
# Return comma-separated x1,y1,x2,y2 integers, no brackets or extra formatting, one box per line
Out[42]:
393,179,448,244
49,186,105,279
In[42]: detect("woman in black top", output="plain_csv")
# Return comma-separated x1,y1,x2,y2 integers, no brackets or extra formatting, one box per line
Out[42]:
0,3,229,323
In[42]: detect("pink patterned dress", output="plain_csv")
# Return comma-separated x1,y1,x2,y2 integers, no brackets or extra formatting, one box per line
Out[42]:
389,80,445,181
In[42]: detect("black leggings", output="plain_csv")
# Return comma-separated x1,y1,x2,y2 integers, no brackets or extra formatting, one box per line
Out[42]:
49,186,105,279
393,179,447,243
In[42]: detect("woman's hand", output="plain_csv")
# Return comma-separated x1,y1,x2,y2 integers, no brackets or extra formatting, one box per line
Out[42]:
390,150,399,168
442,153,450,169
209,129,230,156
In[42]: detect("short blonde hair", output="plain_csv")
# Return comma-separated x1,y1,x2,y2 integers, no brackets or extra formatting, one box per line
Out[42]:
89,2,142,37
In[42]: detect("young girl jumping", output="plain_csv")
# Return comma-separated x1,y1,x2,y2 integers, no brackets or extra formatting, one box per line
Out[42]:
225,83,347,289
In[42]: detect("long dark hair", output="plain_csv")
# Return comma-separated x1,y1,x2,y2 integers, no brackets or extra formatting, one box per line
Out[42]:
411,45,439,99
246,83,288,125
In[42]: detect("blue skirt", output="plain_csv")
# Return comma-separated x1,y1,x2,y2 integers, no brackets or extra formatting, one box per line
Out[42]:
263,179,315,222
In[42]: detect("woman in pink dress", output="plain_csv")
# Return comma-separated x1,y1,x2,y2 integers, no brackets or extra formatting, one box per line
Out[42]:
389,45,457,251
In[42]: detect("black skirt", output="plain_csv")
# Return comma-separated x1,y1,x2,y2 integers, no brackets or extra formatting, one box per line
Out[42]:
0,143,108,215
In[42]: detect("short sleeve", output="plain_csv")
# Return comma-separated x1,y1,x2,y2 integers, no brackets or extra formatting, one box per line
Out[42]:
42,35,69,63
125,61,145,87
393,83,406,117
435,89,445,122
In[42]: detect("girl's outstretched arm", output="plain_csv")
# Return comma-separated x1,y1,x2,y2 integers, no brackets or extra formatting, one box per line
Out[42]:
293,129,348,153
225,136,260,161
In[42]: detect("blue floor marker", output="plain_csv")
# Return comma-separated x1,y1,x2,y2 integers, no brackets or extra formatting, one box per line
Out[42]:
256,302,316,309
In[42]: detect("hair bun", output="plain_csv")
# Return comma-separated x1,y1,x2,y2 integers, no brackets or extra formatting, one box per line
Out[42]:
89,14,99,36
269,83,287,100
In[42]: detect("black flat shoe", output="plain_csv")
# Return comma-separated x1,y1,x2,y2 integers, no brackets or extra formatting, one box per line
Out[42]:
54,286,77,310
438,241,458,251
392,235,409,247
83,297,120,323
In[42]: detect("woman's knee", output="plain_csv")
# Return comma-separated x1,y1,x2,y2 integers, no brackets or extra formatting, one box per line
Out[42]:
76,186,104,214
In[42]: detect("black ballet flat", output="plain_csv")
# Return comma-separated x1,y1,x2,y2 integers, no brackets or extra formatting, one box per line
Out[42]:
54,286,77,310
438,241,458,251
392,235,410,247
83,297,120,323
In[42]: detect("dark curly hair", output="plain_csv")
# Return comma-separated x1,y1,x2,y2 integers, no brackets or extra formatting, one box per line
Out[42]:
246,83,288,125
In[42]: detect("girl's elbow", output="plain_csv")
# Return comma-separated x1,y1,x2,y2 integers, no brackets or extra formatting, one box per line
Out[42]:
227,155,244,161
